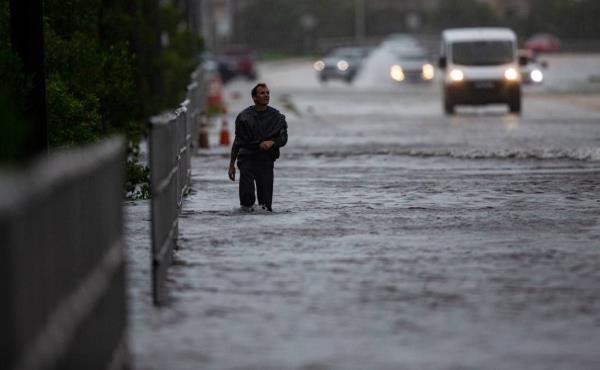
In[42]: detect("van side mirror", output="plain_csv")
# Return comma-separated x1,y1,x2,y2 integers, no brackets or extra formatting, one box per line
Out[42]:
438,56,447,69
518,56,528,66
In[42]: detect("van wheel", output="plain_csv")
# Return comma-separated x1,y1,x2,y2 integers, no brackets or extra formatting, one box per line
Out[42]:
509,101,521,114
444,99,455,115
508,97,521,114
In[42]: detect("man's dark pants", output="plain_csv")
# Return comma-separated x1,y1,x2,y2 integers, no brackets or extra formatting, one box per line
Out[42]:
237,159,274,210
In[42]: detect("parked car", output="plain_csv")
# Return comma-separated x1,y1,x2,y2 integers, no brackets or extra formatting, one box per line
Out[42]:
518,49,547,84
313,47,370,83
524,33,561,53
215,46,257,83
389,47,435,83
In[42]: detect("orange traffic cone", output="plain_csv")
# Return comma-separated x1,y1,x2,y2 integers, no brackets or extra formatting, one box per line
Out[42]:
198,114,210,149
219,118,230,146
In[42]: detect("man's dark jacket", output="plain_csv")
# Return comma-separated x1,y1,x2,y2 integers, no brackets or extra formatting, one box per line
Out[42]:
233,106,288,161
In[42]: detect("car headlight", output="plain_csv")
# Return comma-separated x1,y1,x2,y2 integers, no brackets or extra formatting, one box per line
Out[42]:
422,63,435,80
390,64,405,81
504,67,519,81
313,60,325,71
449,69,464,82
337,60,349,71
530,69,543,83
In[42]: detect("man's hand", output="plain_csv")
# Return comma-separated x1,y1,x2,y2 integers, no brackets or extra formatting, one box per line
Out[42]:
259,140,275,151
228,163,236,181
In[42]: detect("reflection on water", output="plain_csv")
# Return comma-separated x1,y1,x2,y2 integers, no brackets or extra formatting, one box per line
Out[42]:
503,113,521,131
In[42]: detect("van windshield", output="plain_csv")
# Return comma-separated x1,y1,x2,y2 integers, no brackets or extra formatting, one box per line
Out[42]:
452,41,514,66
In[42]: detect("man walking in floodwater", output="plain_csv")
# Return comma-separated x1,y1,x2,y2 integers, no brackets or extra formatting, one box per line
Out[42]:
228,83,288,212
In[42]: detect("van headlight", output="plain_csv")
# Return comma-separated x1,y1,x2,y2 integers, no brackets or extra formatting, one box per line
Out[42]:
504,67,519,81
530,69,544,83
390,64,405,81
313,60,325,71
449,69,464,82
422,64,435,80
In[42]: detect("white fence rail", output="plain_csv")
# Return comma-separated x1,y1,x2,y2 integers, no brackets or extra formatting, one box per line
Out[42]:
0,137,127,370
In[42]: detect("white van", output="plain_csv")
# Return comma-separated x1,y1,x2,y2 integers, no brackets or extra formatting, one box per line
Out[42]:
438,28,526,114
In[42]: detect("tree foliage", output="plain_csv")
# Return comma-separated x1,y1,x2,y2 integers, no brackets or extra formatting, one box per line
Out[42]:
429,0,499,31
235,0,600,54
0,1,30,160
1,0,202,198
159,3,204,107
236,0,354,54
527,0,600,37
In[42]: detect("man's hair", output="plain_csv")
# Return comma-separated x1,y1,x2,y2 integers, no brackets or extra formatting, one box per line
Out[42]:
251,83,268,97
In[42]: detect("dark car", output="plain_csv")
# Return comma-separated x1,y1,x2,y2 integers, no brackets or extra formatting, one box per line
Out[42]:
313,47,370,83
525,33,561,53
215,46,257,83
389,47,435,83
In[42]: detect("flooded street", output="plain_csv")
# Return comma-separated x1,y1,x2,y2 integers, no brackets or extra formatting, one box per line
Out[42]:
126,54,600,369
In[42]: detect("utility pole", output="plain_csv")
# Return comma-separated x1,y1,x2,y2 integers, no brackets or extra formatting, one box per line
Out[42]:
201,0,216,51
355,0,366,44
9,0,48,156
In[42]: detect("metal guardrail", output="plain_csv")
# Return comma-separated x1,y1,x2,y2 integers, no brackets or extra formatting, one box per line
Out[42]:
0,137,127,370
316,35,600,55
556,38,600,53
149,110,179,305
148,66,210,305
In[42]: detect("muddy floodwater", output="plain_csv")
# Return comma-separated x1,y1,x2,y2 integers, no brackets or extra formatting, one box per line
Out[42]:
125,54,600,369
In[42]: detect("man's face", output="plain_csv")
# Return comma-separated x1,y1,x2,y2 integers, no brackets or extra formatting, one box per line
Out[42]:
252,86,270,106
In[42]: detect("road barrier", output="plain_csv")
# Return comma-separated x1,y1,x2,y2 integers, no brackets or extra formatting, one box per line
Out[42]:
0,137,128,370
557,38,600,53
148,66,210,305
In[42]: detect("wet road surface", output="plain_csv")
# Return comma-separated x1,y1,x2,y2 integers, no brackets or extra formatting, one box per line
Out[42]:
126,54,600,369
